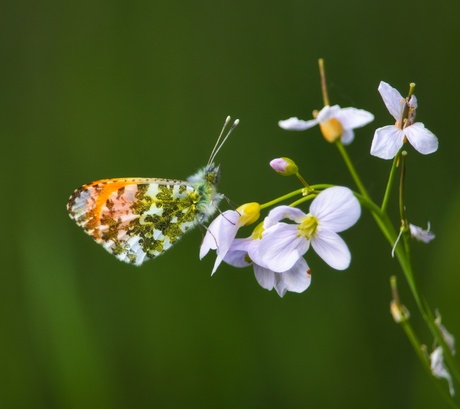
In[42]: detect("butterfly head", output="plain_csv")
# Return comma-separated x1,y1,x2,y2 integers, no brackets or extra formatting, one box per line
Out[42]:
204,163,221,185
187,162,220,186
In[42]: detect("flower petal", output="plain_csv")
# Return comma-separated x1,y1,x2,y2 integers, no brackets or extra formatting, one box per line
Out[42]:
370,125,405,160
251,223,308,272
274,257,311,297
430,347,455,397
409,223,435,243
253,264,275,291
336,108,374,130
341,129,355,145
311,229,351,270
264,205,307,228
404,122,439,155
310,187,361,233
278,117,318,131
223,238,254,268
200,227,218,258
378,81,405,122
316,105,341,122
200,210,242,274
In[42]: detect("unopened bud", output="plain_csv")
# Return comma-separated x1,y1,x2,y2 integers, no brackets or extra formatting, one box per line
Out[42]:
390,300,410,323
270,157,298,176
236,202,261,226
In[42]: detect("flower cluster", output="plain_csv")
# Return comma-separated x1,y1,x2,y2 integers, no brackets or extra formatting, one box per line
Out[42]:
201,80,438,298
198,66,456,405
279,81,438,160
201,186,361,297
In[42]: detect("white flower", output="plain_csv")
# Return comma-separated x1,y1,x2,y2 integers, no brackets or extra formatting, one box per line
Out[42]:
279,105,374,145
430,347,455,396
224,236,312,297
409,222,435,243
435,311,456,356
200,209,241,274
429,312,456,396
200,203,261,274
250,186,361,272
371,81,439,160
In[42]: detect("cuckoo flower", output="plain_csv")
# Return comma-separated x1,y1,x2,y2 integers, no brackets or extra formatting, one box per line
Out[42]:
279,105,374,145
409,222,435,243
200,202,261,274
250,186,361,272
371,81,438,159
224,227,311,297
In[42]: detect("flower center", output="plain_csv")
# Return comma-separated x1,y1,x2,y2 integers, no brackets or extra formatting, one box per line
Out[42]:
319,118,344,143
297,214,318,239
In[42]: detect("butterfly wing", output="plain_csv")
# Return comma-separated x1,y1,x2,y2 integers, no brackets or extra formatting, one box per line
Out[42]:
67,177,201,265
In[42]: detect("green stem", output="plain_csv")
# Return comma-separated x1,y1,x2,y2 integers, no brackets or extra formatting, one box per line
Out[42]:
400,320,458,408
399,151,407,224
318,58,330,106
381,153,400,212
260,184,335,210
358,185,460,393
335,140,371,200
259,188,305,210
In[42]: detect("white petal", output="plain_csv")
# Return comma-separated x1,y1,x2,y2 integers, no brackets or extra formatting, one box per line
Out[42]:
278,117,318,131
435,312,456,355
310,187,361,232
409,223,435,243
211,255,225,275
370,125,405,160
224,249,250,267
200,229,217,259
316,105,341,122
274,257,311,297
223,238,254,268
404,122,439,155
200,210,241,274
341,129,355,145
311,229,351,270
264,205,307,228
378,81,405,122
409,94,418,110
251,223,308,272
430,347,455,397
253,264,276,291
336,108,374,130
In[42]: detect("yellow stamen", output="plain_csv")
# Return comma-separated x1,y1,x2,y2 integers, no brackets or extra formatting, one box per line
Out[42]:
251,222,265,240
297,214,318,239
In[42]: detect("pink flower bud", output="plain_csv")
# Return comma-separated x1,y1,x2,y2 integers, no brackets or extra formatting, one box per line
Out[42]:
270,157,298,176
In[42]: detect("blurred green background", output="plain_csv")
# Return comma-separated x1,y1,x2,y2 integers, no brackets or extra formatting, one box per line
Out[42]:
2,0,460,408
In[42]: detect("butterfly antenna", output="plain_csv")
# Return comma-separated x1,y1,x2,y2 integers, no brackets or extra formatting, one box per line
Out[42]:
208,116,239,165
208,116,231,165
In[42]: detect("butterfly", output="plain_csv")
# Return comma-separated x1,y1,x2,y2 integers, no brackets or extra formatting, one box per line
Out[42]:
67,116,239,266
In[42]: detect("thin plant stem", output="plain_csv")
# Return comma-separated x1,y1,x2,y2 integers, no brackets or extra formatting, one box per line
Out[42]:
335,140,371,200
381,152,400,212
318,58,330,106
259,188,305,210
399,151,408,225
